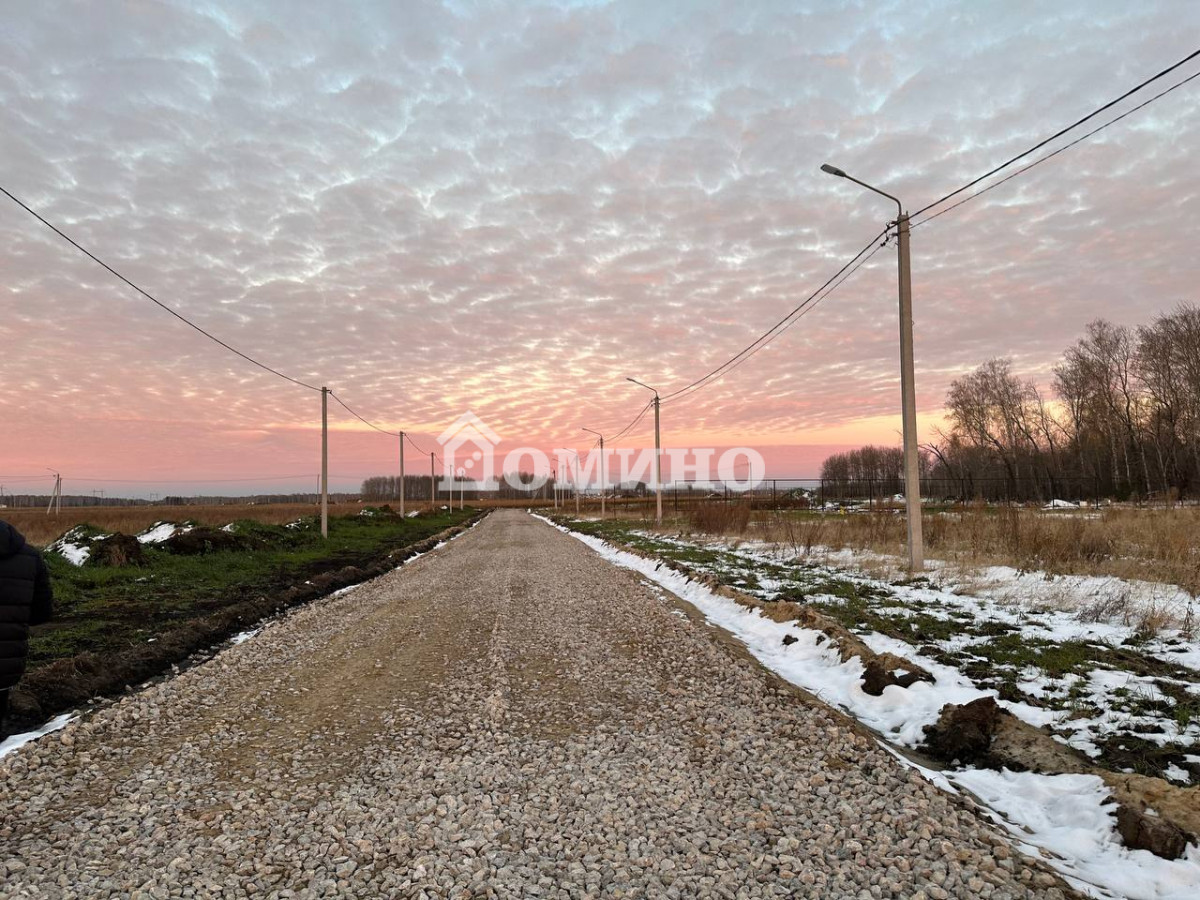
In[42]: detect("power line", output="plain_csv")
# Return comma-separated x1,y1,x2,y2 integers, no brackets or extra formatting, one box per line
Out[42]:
0,184,323,393
325,397,443,464
329,391,399,436
663,237,890,407
403,431,442,465
608,399,654,443
658,228,888,405
913,69,1200,229
330,392,451,467
912,47,1200,219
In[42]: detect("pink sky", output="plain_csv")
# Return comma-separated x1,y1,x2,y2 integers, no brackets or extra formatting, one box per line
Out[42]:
2,2,1198,496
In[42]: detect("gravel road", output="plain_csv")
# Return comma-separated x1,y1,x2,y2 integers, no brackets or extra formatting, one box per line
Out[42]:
1,510,1075,899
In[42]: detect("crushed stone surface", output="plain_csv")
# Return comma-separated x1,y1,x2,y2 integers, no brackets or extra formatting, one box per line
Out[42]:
1,510,1076,899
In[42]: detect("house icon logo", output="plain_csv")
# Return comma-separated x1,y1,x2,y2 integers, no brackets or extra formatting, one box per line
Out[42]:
437,411,501,492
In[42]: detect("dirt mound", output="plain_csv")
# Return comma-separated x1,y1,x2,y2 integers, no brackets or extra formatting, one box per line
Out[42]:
923,700,1199,858
162,527,251,555
862,653,929,695
1114,804,1191,860
88,533,145,567
983,709,1087,773
1101,772,1200,855
921,696,1001,765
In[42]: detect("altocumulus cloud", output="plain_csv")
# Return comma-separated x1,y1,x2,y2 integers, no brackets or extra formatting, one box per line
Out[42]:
1,0,1198,486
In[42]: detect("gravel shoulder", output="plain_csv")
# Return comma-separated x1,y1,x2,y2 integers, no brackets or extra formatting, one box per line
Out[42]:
1,510,1077,899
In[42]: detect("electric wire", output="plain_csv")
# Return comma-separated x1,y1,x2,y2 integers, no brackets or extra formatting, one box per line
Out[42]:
403,431,439,463
329,392,450,468
911,47,1200,219
657,228,887,404
607,399,654,443
0,185,323,393
659,230,890,407
664,237,890,407
912,69,1200,229
329,391,399,436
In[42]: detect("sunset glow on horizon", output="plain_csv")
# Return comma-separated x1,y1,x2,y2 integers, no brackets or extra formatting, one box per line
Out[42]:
3,2,1198,497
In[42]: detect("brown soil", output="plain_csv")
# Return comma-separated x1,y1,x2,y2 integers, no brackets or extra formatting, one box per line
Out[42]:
89,533,145,567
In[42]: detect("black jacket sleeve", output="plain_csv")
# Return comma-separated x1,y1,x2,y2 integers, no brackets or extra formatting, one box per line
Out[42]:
30,552,53,625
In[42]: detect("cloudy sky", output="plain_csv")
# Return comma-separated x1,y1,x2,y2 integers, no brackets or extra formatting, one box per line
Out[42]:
2,1,1198,494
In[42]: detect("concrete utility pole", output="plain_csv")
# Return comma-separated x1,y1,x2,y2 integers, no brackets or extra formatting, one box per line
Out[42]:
320,387,329,538
45,469,62,516
566,450,581,516
552,465,559,510
821,164,924,571
429,452,436,511
398,431,406,517
626,378,663,525
581,428,605,517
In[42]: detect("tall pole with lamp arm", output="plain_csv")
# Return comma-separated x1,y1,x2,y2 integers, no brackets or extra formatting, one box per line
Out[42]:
821,163,923,571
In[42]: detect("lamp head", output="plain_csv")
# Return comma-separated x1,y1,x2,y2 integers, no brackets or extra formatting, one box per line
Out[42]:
820,163,847,178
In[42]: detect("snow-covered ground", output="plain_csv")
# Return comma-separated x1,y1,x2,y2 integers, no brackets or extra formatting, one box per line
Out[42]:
537,514,1200,900
606,528,1200,774
45,526,107,566
136,521,193,544
729,540,1196,633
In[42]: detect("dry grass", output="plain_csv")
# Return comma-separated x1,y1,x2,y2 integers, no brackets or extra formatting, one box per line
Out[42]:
688,503,751,534
2,502,365,548
741,506,1200,589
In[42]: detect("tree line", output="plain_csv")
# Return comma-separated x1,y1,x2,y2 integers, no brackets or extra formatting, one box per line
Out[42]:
823,304,1200,502
360,473,569,502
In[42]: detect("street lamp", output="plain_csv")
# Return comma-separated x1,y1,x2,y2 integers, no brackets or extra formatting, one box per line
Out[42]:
581,427,606,517
821,163,924,572
626,377,663,525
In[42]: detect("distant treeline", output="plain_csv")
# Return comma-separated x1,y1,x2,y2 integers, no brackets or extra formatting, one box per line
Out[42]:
0,495,147,510
0,493,358,509
823,304,1200,502
361,473,568,502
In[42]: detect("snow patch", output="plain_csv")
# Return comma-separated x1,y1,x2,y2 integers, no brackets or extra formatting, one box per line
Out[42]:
136,522,193,544
952,769,1200,900
0,714,76,759
46,527,92,566
1163,764,1190,785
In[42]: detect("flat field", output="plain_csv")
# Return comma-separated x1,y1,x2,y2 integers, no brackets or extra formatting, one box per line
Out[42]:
3,502,365,548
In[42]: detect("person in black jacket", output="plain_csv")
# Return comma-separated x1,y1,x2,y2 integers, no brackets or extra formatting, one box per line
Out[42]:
0,520,53,733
